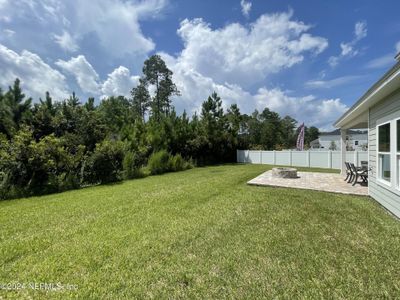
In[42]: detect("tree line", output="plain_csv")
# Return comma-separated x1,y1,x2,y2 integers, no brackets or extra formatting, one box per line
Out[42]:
0,55,319,199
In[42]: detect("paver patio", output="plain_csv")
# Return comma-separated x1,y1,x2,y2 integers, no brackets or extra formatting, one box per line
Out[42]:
248,170,368,196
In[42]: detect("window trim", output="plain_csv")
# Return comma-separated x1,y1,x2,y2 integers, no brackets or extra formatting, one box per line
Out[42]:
396,118,400,190
376,121,392,186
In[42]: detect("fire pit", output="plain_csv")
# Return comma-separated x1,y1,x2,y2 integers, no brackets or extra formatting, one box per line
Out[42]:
272,167,298,178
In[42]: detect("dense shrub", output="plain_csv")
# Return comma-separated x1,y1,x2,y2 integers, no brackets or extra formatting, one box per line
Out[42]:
0,171,13,199
148,150,192,175
148,150,171,175
83,140,125,184
47,172,82,193
0,128,85,199
123,151,145,179
168,153,193,172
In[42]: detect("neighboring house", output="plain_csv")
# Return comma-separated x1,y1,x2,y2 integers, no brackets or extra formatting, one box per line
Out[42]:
310,129,368,151
309,138,322,149
334,52,400,218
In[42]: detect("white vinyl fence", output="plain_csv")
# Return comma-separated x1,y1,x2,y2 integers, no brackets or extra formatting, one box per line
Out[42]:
237,150,368,170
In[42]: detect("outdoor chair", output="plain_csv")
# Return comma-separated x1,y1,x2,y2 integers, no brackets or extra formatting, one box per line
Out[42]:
346,162,357,183
344,162,353,182
361,161,368,169
349,163,368,186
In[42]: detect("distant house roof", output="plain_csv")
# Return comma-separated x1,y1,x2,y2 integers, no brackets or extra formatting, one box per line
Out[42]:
320,129,367,136
310,139,320,146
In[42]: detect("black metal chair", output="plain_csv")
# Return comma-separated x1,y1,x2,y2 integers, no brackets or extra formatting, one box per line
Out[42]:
360,161,368,169
344,162,353,182
346,162,357,183
349,163,368,186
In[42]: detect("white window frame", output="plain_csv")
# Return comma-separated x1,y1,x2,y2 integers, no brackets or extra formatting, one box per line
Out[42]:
376,115,400,191
396,118,400,190
376,121,391,186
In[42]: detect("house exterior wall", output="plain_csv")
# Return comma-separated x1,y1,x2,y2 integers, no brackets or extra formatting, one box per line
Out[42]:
369,88,400,218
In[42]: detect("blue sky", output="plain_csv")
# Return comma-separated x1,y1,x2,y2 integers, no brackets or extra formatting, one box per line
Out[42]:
0,0,399,129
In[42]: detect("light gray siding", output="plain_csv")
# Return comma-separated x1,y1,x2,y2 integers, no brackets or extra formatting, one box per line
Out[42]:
369,88,400,218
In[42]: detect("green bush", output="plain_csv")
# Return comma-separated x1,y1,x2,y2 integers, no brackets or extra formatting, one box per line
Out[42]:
148,150,171,175
0,128,84,198
0,171,11,200
185,157,195,169
83,140,125,184
168,153,186,172
148,150,193,175
48,172,82,193
123,151,145,179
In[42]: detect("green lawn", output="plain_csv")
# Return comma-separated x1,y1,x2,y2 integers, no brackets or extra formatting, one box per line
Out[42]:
1,164,399,299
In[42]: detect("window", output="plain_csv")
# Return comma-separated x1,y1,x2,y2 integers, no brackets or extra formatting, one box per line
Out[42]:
398,120,400,188
378,123,391,182
397,119,400,152
355,141,359,146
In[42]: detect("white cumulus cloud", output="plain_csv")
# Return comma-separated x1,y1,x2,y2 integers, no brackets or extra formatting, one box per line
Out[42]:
62,0,165,57
0,0,168,58
175,11,328,87
101,66,140,99
154,11,345,129
240,0,252,18
55,55,100,94
0,43,69,100
55,56,140,98
253,88,348,130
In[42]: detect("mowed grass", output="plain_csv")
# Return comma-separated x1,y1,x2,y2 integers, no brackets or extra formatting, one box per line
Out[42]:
0,164,400,299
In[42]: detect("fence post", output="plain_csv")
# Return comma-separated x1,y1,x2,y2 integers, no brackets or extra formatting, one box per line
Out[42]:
289,150,292,166
328,150,332,169
307,150,311,168
354,150,358,166
273,150,276,165
260,150,262,164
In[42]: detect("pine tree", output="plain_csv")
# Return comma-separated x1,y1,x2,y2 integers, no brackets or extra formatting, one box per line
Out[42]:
0,88,14,137
131,78,150,121
84,97,96,111
5,78,32,130
142,55,180,121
